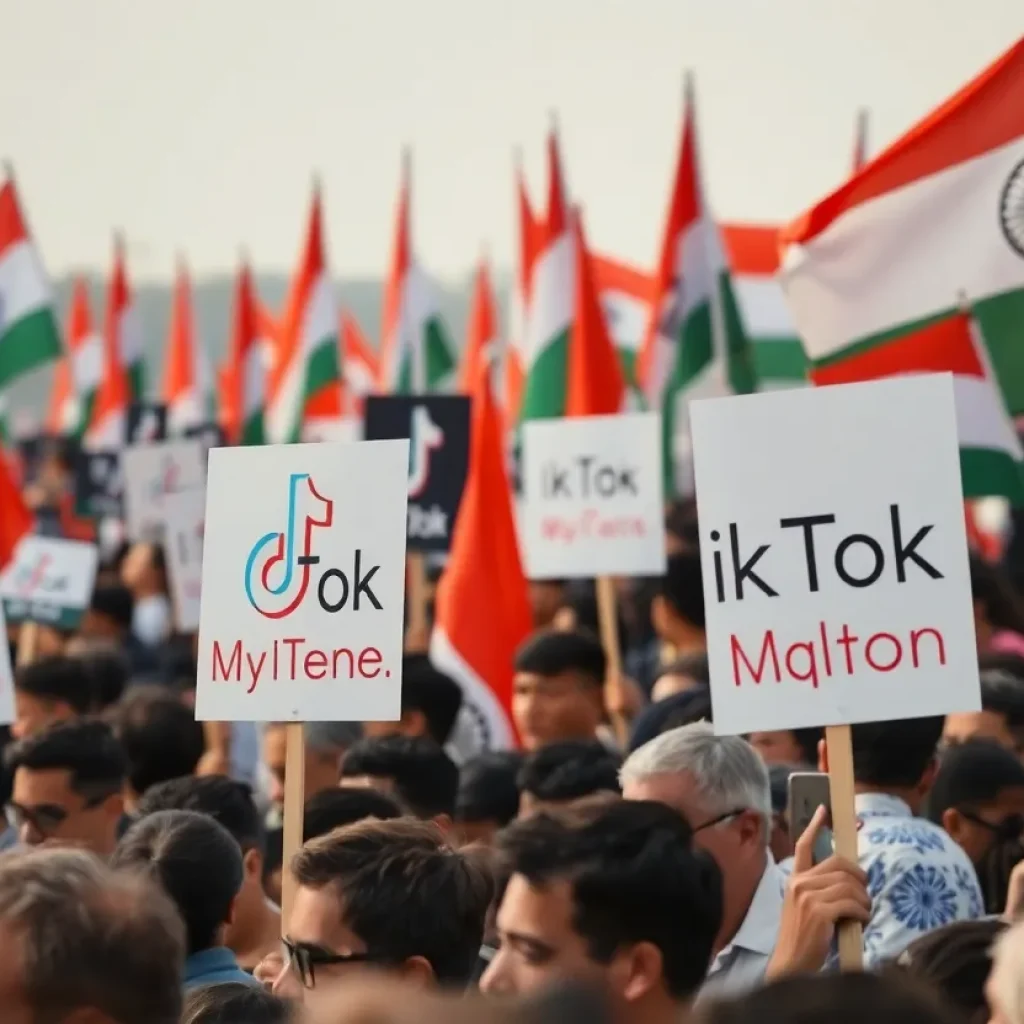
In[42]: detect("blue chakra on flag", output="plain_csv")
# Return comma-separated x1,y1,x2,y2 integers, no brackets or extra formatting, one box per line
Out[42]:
999,157,1024,258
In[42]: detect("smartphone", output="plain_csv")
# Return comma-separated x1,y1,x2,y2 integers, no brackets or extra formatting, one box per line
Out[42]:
787,771,833,864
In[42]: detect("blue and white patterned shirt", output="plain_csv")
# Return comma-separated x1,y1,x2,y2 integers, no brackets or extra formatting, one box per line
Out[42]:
857,792,983,966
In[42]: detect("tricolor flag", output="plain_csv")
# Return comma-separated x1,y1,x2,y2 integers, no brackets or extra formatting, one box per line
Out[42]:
459,256,499,394
592,254,655,396
0,451,31,572
45,355,77,436
108,236,144,400
63,278,103,435
162,260,213,435
0,175,62,391
339,312,379,419
781,37,1024,418
378,152,457,394
225,260,267,446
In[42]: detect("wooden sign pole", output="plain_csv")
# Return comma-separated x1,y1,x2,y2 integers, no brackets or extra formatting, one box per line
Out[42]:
595,576,629,749
825,723,864,970
280,721,306,933
405,552,429,652
16,621,39,667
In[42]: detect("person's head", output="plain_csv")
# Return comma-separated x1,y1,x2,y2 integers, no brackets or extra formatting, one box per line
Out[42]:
75,646,130,711
182,983,295,1024
0,847,185,1024
362,655,463,747
944,669,1024,756
824,717,944,812
551,587,629,662
262,721,361,810
650,553,705,649
649,652,709,703
928,740,1024,914
482,799,722,1017
12,654,94,739
6,719,127,856
112,808,244,956
109,685,205,801
748,728,822,768
284,817,492,992
620,722,770,947
121,543,171,647
512,630,606,751
303,786,403,841
135,774,267,942
518,741,621,818
455,752,523,846
340,735,458,822
78,584,134,642
696,972,961,1024
988,918,1024,1024
528,580,568,630
890,918,1008,1024
627,688,713,753
971,554,1024,650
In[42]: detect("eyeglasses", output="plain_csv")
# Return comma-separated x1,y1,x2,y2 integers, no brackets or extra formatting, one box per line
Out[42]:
281,937,376,989
6,793,109,837
958,809,1024,841
693,808,748,834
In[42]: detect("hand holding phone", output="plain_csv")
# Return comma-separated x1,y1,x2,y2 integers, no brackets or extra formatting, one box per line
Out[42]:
787,772,833,865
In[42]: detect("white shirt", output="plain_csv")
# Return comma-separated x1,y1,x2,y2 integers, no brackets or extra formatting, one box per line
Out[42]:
699,855,786,999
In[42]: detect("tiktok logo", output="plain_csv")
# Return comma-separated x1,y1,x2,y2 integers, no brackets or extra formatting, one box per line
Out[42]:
407,405,444,498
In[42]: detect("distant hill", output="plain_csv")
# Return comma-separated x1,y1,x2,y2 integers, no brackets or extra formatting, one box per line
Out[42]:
7,270,508,429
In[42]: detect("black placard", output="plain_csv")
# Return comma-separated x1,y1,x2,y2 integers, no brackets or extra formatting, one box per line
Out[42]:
364,396,471,552
74,451,123,520
126,403,167,446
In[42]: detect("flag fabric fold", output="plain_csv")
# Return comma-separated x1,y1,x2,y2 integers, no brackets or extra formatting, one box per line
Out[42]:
162,260,213,435
460,257,499,394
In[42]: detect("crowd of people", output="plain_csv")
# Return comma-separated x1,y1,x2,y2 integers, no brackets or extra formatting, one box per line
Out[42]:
5,496,1024,1024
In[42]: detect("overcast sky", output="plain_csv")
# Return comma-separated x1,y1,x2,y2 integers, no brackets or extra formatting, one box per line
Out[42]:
3,0,1022,281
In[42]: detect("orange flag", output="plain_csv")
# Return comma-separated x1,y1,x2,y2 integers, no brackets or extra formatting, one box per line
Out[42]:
0,456,32,571
459,257,498,394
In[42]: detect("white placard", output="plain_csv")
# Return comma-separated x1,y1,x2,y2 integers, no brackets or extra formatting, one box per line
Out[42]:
196,439,410,722
121,439,207,542
691,374,979,736
162,488,206,633
0,536,99,630
0,603,13,725
521,412,666,579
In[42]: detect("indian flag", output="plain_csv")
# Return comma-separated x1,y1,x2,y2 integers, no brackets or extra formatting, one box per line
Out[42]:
592,254,654,395
64,278,103,434
340,311,378,419
225,260,267,446
812,310,1024,501
378,152,457,394
162,260,213,435
720,224,807,387
0,177,62,390
782,37,1024,418
107,236,144,400
265,185,341,445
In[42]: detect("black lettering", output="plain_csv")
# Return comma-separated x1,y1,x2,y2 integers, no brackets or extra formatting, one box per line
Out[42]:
318,568,349,612
834,533,885,587
576,455,595,498
549,465,569,498
779,514,836,592
890,504,942,582
617,466,637,494
729,523,777,599
596,465,617,497
353,549,382,610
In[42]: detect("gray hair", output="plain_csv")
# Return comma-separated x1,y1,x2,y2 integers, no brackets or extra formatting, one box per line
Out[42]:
305,720,363,752
620,722,772,840
0,847,184,1024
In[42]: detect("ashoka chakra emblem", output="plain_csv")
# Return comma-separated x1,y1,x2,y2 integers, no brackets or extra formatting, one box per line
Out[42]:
999,157,1024,258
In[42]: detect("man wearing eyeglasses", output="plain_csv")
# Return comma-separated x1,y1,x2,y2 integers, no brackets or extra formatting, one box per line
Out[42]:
620,721,786,997
5,719,127,857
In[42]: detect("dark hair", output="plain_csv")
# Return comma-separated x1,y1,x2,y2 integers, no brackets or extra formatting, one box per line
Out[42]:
291,817,492,987
851,717,945,788
976,669,1024,746
697,972,962,1024
340,736,458,818
263,826,283,889
112,809,244,956
302,787,403,842
660,552,705,629
557,585,629,660
456,751,523,826
77,649,129,710
887,919,1009,1024
182,983,294,1024
518,741,621,803
109,686,205,796
971,554,1024,635
135,775,264,854
665,500,700,549
628,689,713,753
789,728,824,765
513,630,606,687
14,656,94,715
401,654,464,746
89,585,134,631
928,740,1024,820
498,800,722,1001
5,719,127,800
979,651,1024,681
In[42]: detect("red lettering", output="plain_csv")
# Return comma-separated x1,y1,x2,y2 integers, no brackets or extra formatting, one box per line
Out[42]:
836,623,859,674
359,647,383,679
305,648,328,680
818,621,833,676
910,627,946,668
731,631,781,686
785,641,819,688
244,650,266,694
865,632,902,672
283,637,303,678
332,647,356,678
212,640,241,681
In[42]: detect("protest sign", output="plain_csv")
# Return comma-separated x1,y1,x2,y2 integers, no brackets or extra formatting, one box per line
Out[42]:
195,438,409,722
520,412,666,579
364,396,470,552
0,603,12,725
121,439,207,542
0,536,99,629
691,374,979,737
74,452,123,519
162,488,206,633
126,402,168,445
